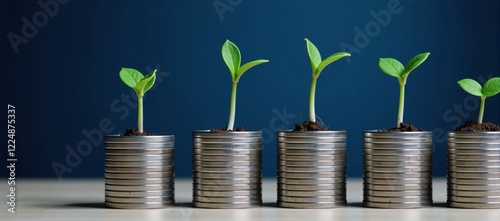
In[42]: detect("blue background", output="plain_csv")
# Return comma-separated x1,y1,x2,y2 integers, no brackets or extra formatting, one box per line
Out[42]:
1,0,499,179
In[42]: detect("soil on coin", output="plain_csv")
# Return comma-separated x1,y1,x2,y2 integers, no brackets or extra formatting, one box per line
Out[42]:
380,122,422,132
454,121,500,132
293,121,328,131
210,126,245,132
123,128,154,136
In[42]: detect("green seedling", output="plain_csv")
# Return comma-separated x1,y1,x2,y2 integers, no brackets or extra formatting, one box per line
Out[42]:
222,40,269,130
119,68,157,133
304,38,351,122
458,77,500,123
378,52,430,128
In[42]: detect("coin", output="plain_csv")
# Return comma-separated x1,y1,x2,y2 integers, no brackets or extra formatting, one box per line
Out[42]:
278,165,345,173
278,160,343,167
193,183,261,191
193,171,261,179
105,184,174,191
278,201,345,209
193,201,261,209
278,171,345,179
363,183,432,191
105,196,174,203
105,172,174,179
278,177,345,185
278,183,345,191
193,195,261,203
194,190,260,197
364,190,431,197
105,190,173,198
363,201,431,209
363,177,431,185
105,166,174,173
193,160,261,167
105,178,173,185
194,154,261,161
448,201,500,209
193,166,260,173
194,177,261,185
105,201,174,209
278,189,345,197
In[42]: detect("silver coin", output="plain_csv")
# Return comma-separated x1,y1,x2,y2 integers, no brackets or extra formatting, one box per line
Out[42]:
194,190,260,197
193,137,261,144
194,177,261,185
448,165,500,172
193,148,261,155
363,200,431,209
193,183,261,191
448,149,500,155
105,135,174,143
447,171,500,178
193,142,261,149
448,177,500,185
193,166,260,173
364,195,432,203
448,196,500,203
364,148,431,155
106,143,174,150
193,172,261,179
278,201,345,209
105,166,174,173
194,154,261,161
278,177,345,185
448,154,500,161
364,160,431,167
105,184,174,191
278,160,344,167
363,165,431,173
447,183,500,191
279,195,345,203
448,190,500,197
278,154,345,161
105,154,173,161
364,143,432,149
448,143,500,149
193,160,261,167
105,161,173,167
105,178,173,185
278,165,345,173
278,189,345,197
105,190,174,198
193,201,261,209
105,172,174,179
278,149,346,155
448,201,500,209
364,155,431,162
194,195,261,203
278,171,345,179
278,183,345,191
106,196,174,203
364,190,431,197
278,138,346,145
448,160,500,167
363,172,431,179
364,137,432,144
105,201,174,209
106,148,174,155
363,177,431,185
364,183,432,191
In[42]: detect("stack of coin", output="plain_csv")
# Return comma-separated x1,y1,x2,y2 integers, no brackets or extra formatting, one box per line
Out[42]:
363,131,433,208
277,131,347,208
448,131,500,209
104,135,175,209
192,131,262,208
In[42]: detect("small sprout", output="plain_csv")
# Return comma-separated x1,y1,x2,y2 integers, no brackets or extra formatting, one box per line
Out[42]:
222,40,269,130
119,68,157,133
458,77,500,123
379,52,430,128
304,38,351,122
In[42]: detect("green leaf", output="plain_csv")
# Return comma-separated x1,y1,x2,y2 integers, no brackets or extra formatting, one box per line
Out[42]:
482,77,500,97
222,40,241,78
458,78,483,97
316,52,351,77
235,59,269,81
304,38,322,71
403,52,430,77
379,58,404,79
135,71,156,96
120,68,144,89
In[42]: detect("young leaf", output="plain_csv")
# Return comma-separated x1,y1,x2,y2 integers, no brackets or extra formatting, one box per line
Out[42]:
482,77,500,97
120,68,144,89
458,78,483,97
305,38,322,70
222,40,241,77
316,52,351,76
135,71,156,96
404,52,430,77
379,58,404,78
235,59,269,81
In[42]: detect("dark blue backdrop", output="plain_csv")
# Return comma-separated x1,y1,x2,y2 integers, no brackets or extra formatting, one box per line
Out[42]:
2,0,499,179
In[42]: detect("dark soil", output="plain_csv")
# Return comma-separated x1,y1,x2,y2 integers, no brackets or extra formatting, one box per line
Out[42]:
123,128,154,136
210,126,245,132
454,121,500,132
380,122,422,132
293,121,328,131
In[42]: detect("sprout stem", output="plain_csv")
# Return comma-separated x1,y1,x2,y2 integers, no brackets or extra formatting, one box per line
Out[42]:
397,83,405,128
478,96,486,123
227,81,238,130
309,76,318,122
137,95,144,133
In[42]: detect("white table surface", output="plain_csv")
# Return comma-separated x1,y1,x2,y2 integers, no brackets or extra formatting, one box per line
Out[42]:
1,178,499,221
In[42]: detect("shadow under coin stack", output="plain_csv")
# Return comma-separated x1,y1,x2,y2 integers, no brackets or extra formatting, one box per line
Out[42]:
448,132,500,209
104,135,175,209
192,131,262,208
277,131,347,208
363,131,433,208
